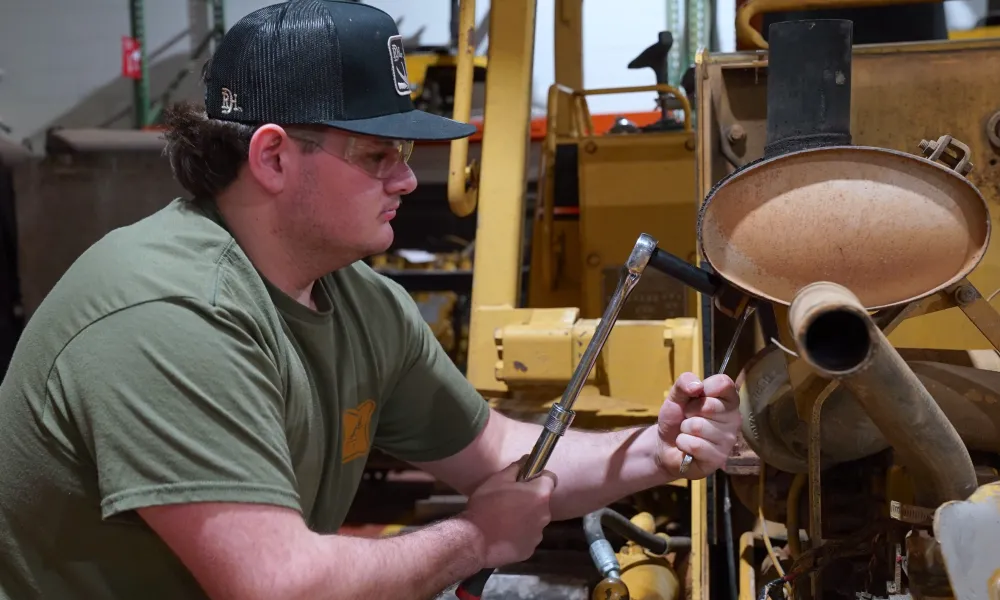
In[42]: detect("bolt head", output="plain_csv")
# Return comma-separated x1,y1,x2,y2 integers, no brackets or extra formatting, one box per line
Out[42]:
955,285,978,305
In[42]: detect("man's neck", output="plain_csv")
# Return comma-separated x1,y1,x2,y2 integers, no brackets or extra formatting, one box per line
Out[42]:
268,268,318,310
214,192,348,310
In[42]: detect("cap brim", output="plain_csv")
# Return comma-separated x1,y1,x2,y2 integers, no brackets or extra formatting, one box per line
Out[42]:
323,109,477,142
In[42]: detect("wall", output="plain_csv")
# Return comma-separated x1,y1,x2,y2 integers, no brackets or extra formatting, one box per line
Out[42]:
0,0,189,142
0,0,989,143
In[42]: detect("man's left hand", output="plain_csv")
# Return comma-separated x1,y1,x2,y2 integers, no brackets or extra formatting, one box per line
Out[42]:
655,372,741,479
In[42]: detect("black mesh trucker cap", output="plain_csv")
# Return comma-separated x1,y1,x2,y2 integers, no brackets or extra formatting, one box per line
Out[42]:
204,0,477,141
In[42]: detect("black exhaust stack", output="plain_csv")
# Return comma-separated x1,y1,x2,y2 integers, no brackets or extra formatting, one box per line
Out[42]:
764,19,854,157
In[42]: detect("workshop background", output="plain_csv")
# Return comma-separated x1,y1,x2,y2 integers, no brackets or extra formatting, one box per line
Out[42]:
0,0,990,144
0,0,991,380
3,2,1000,600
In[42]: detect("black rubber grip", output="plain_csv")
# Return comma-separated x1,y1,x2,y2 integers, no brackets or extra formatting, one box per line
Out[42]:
455,567,494,600
647,247,721,297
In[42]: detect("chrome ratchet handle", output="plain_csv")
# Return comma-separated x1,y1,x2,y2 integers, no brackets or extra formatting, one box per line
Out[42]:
455,233,658,600
518,233,657,480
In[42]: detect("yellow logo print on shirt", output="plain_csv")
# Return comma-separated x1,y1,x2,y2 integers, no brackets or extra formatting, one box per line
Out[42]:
342,399,376,464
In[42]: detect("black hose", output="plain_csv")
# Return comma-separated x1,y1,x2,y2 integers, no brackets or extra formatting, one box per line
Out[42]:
583,508,691,555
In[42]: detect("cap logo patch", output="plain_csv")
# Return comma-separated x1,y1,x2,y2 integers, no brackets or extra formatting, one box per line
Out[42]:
220,87,242,115
387,35,411,96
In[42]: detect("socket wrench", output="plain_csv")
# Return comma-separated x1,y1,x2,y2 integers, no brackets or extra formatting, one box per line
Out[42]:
455,233,657,600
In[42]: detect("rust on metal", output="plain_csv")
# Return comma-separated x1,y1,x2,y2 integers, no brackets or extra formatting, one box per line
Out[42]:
697,144,991,310
920,135,974,176
806,379,837,555
737,343,1000,473
787,281,979,507
723,433,760,476
950,278,1000,353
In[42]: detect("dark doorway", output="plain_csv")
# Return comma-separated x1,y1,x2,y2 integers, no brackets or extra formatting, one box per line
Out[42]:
0,162,23,378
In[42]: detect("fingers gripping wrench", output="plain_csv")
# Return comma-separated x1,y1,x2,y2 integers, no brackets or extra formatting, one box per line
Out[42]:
676,302,755,475
454,234,657,600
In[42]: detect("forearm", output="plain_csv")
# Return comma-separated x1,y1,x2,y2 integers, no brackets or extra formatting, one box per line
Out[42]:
499,421,673,521
149,503,488,600
299,516,484,600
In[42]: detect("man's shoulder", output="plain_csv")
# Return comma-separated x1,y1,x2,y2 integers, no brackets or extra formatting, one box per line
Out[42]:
60,199,262,303
26,199,279,356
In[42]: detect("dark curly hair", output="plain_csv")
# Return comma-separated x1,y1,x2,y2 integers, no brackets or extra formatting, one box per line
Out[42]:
161,101,261,201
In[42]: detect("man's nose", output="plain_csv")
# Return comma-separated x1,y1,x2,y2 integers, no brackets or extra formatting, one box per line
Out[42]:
384,162,417,196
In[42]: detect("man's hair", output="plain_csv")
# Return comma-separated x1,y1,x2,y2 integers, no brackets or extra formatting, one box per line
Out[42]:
161,102,260,201
161,101,326,202
162,55,332,202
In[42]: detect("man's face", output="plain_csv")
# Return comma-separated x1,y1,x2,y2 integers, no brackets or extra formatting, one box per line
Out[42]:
283,128,417,261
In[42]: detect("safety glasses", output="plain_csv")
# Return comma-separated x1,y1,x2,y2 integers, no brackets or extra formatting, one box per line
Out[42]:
287,129,414,180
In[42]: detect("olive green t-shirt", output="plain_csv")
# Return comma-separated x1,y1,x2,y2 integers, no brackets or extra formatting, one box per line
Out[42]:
0,198,489,599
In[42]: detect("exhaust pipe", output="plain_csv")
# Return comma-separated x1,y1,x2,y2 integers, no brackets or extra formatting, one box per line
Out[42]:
788,281,978,506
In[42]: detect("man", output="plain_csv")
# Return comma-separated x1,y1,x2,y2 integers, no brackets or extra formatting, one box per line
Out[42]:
0,1,741,599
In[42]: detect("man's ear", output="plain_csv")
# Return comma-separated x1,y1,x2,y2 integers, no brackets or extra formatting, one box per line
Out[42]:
247,124,294,195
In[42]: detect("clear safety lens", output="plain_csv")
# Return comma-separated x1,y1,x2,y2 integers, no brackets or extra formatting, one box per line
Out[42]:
288,130,414,180
344,137,414,179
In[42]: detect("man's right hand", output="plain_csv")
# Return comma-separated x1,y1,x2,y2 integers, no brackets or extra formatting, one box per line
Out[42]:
458,457,557,569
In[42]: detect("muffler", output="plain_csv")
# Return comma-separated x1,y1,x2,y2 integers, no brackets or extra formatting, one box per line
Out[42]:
787,281,978,506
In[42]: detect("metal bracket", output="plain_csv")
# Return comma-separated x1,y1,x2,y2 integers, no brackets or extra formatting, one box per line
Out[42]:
919,134,974,176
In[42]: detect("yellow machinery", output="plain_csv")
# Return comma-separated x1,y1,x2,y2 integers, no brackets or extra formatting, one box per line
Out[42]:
405,51,487,119
449,0,702,423
367,5,488,375
369,248,473,372
526,72,697,323
950,24,1000,40
445,1,706,599
701,3,1000,600
399,0,489,119
444,0,1000,598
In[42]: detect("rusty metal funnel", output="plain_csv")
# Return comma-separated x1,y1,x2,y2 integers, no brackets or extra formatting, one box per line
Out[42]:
698,144,991,310
615,21,991,319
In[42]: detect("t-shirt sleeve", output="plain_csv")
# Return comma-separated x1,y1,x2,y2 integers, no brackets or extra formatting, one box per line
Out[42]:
47,299,300,520
373,283,490,463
